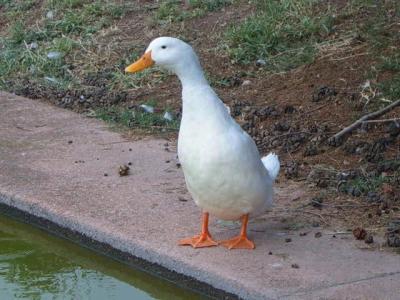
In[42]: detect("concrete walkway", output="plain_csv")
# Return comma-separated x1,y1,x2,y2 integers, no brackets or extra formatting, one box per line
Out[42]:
1,92,399,300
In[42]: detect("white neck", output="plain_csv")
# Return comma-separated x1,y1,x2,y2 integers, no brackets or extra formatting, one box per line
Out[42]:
173,55,208,88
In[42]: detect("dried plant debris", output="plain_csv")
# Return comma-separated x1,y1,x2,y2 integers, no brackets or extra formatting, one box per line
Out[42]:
314,232,322,238
353,227,367,240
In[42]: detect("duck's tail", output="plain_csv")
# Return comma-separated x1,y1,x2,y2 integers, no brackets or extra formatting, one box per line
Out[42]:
261,153,280,181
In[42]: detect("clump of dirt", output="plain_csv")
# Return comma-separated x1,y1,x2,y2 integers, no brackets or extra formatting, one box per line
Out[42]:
353,227,367,240
119,165,130,176
387,220,400,247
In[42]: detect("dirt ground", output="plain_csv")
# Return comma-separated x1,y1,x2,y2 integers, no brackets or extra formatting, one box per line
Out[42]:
1,0,399,247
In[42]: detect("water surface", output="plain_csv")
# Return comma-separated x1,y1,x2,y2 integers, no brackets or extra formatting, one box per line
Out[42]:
0,215,207,299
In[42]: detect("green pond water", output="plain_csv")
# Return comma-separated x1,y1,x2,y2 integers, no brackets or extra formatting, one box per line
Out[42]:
0,215,207,300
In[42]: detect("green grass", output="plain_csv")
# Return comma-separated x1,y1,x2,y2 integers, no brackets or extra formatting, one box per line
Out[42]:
378,52,400,101
0,1,130,91
224,0,334,71
154,0,232,23
351,0,400,103
94,105,180,132
188,0,232,11
348,174,388,195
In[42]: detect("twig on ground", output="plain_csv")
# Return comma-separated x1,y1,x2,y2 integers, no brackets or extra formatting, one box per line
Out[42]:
328,99,400,146
330,52,369,61
300,102,331,115
325,231,352,235
362,118,400,124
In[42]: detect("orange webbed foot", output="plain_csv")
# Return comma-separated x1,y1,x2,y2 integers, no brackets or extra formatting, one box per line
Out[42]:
179,212,218,248
219,214,255,250
219,235,255,250
179,233,218,248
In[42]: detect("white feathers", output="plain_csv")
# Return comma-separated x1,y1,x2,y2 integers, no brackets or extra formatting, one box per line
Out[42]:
261,153,280,181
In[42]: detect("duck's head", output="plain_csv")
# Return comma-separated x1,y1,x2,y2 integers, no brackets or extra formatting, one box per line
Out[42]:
125,37,203,81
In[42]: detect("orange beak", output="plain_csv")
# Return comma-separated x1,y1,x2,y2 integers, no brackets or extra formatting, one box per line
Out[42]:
125,51,154,73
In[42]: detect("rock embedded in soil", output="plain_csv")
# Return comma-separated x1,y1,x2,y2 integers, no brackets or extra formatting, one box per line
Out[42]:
310,197,324,209
343,140,370,155
47,51,62,60
378,160,400,172
255,59,267,66
364,138,389,162
273,121,290,132
254,106,280,118
366,191,382,203
365,234,374,244
284,161,299,179
387,219,400,247
303,143,319,157
284,105,296,114
386,122,400,137
307,165,337,188
311,86,337,102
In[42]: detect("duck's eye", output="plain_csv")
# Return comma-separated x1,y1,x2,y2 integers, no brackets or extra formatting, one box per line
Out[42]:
161,45,167,49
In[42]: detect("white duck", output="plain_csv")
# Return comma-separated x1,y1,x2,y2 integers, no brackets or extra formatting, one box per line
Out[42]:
125,37,280,249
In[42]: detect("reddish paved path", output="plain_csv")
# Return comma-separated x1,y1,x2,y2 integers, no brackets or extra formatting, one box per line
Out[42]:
1,92,400,299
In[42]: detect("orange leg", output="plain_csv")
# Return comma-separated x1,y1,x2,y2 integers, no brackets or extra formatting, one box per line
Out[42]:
219,214,255,250
179,212,218,248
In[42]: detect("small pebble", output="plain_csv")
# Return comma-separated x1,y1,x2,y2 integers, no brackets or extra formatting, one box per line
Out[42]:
176,162,181,168
47,51,62,60
365,234,374,244
299,232,307,236
139,104,154,113
68,140,73,144
129,148,132,151
255,59,267,66
332,234,336,238
268,251,273,255
178,197,188,202
291,263,300,269
242,80,251,86
28,42,38,50
163,111,174,121
314,232,322,238
104,173,108,177
46,10,55,19
285,238,292,243
128,162,132,166
165,160,170,163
